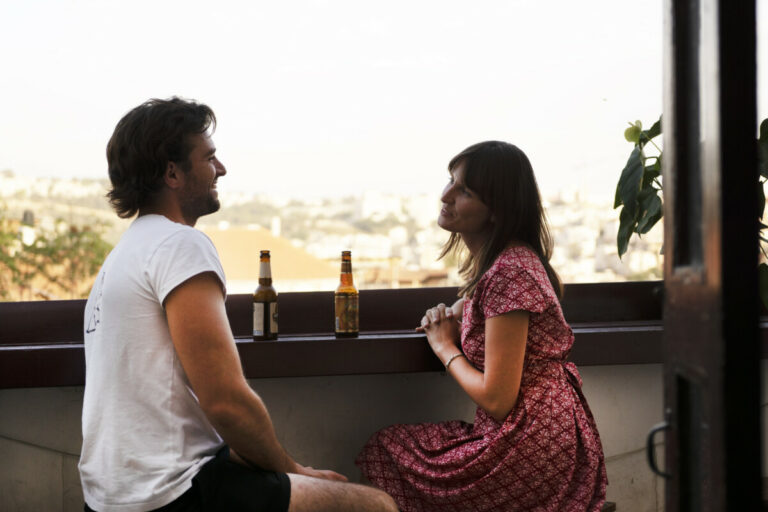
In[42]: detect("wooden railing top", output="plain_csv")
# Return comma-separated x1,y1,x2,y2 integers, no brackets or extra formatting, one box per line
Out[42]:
0,281,664,345
0,281,680,388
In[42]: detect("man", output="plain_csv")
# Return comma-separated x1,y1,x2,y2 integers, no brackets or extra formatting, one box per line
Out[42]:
79,97,397,512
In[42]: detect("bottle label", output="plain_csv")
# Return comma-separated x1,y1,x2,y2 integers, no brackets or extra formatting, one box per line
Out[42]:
253,303,265,336
269,302,278,334
253,302,278,337
335,294,359,333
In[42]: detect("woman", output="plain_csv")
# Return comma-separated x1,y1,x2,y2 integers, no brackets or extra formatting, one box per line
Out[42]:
356,141,607,511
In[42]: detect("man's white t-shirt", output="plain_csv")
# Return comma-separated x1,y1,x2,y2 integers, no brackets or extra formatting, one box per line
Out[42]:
79,215,226,512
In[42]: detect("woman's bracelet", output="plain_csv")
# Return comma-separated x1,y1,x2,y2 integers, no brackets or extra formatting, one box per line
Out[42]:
444,352,465,371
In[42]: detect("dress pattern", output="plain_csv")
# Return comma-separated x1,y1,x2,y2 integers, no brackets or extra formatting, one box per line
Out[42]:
356,246,607,511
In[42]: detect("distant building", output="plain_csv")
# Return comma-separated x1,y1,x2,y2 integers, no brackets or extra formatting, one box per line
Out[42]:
0,172,671,289
200,225,339,293
357,191,405,222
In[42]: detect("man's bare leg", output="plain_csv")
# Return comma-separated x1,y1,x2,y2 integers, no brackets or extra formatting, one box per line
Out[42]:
288,473,398,512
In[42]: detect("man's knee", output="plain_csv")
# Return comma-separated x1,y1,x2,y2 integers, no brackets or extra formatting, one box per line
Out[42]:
287,474,397,512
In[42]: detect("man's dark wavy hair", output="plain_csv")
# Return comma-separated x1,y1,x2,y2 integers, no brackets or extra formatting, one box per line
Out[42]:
106,97,216,218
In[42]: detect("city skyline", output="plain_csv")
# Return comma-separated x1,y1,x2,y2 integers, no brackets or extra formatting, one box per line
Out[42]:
0,171,664,301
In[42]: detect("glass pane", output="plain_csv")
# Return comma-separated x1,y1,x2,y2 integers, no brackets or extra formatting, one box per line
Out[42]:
0,0,739,300
671,0,703,269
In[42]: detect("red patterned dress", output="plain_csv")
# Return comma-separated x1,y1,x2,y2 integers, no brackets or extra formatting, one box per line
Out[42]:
356,246,607,511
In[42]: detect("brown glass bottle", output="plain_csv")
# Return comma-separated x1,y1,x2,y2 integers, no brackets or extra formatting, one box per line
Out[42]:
334,250,359,338
253,250,278,340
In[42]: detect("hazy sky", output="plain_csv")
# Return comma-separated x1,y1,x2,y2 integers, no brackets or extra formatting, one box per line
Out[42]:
1,0,765,201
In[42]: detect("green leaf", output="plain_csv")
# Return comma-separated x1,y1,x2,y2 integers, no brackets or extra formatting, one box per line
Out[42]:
639,116,662,146
616,147,644,216
759,118,768,179
637,193,663,234
647,116,662,138
613,180,623,209
642,158,662,189
759,263,768,310
617,205,636,258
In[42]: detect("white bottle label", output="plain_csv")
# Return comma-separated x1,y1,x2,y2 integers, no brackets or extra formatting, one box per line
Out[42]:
253,302,278,336
253,303,265,336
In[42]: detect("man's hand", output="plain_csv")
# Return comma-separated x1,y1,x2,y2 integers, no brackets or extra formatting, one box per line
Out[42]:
230,450,346,482
295,464,349,482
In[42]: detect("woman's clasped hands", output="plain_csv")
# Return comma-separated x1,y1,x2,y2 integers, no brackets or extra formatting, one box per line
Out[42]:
417,300,464,365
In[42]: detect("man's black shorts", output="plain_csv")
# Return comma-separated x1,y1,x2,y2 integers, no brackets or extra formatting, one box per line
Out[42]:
84,446,291,512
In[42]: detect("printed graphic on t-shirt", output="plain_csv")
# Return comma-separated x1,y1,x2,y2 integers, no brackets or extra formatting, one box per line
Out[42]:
86,273,104,334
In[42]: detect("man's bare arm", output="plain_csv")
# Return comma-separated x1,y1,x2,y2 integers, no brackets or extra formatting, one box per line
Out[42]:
165,271,344,481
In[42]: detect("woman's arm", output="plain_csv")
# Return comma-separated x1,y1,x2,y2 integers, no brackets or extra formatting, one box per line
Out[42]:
422,304,527,422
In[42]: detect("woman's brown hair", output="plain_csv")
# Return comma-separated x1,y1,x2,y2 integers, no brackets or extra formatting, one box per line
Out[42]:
440,141,563,300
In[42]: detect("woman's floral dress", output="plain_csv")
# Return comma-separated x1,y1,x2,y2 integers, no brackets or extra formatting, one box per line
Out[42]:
356,246,607,511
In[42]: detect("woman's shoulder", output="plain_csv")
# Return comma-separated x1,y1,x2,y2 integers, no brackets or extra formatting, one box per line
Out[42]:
476,245,550,294
491,245,544,273
473,245,553,314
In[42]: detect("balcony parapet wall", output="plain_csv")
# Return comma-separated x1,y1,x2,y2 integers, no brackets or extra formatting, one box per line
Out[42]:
2,280,760,389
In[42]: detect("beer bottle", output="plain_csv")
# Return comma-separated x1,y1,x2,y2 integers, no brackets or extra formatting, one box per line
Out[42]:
334,250,359,337
253,250,278,340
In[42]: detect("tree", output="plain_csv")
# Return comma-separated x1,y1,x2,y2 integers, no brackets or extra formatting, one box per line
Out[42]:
0,207,113,301
30,220,113,299
0,205,21,300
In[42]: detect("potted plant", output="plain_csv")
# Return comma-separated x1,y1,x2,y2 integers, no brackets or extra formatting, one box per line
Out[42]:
613,116,768,305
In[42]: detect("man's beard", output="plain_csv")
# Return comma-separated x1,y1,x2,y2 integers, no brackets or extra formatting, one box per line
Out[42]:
180,191,220,223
